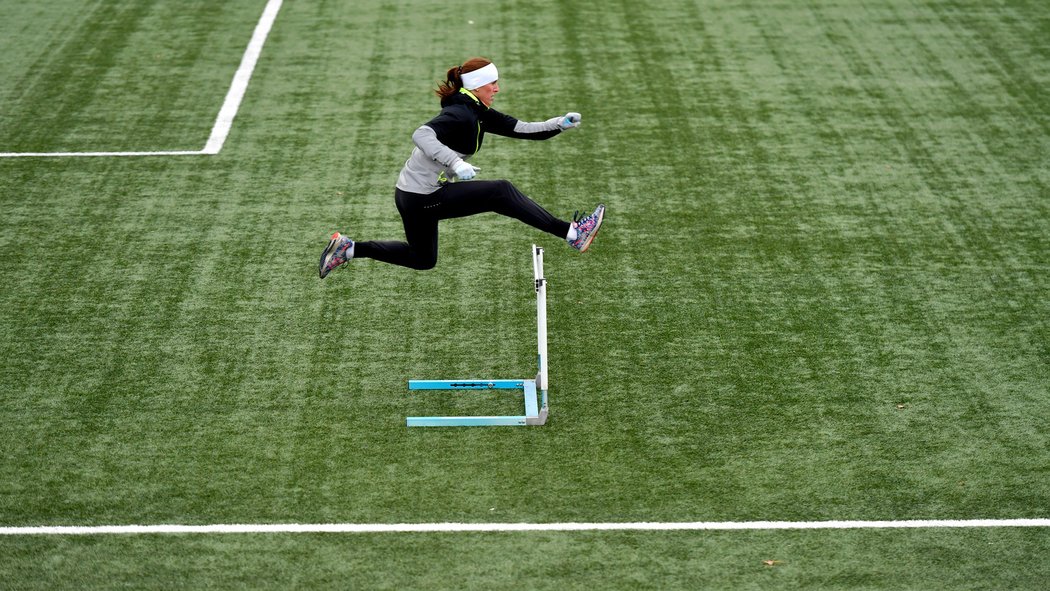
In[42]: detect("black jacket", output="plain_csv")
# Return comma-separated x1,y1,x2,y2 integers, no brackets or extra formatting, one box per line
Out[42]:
425,89,562,157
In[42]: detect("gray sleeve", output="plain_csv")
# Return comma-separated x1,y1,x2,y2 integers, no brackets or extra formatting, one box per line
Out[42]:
412,125,466,168
513,118,563,134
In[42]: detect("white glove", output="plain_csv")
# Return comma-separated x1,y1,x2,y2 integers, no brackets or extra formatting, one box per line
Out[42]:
453,160,480,180
559,112,582,130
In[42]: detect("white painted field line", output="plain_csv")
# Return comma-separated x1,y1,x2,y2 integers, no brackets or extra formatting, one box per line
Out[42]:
0,150,206,158
2,519,1048,536
200,0,282,155
0,0,282,158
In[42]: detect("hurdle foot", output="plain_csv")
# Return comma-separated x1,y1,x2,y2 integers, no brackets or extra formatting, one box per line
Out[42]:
525,407,548,426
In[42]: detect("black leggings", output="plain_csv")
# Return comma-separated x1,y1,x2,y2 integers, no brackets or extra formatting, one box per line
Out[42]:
354,180,571,270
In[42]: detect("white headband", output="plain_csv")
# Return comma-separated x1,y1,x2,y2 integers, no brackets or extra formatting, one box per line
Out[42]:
461,63,498,90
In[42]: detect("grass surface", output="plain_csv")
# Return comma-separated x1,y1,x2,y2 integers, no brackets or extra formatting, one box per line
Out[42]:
1,0,1048,588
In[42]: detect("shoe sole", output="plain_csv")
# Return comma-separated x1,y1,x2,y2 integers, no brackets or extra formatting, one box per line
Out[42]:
318,232,341,279
577,206,605,253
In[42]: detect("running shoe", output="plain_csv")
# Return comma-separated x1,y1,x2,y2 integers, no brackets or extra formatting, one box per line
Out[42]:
319,232,354,278
567,204,605,252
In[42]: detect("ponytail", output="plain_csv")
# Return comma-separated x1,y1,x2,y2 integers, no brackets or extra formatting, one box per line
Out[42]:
435,66,463,99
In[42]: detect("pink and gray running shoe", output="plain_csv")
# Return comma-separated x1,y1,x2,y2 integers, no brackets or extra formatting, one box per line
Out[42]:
319,232,354,278
568,204,605,252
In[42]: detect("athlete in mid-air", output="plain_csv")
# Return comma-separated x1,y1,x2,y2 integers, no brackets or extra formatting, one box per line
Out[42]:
319,56,605,278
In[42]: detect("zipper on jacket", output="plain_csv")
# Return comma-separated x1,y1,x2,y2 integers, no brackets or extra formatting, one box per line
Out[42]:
459,88,485,155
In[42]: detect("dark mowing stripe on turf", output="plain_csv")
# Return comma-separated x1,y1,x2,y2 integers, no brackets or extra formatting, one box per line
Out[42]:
616,1,885,411
806,0,1048,358
612,0,733,197
0,0,253,154
0,0,155,151
928,0,1050,139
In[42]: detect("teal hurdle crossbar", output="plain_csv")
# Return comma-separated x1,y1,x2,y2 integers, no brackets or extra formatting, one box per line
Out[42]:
406,245,550,427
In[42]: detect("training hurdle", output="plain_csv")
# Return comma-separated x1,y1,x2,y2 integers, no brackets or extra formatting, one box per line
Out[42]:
406,245,549,427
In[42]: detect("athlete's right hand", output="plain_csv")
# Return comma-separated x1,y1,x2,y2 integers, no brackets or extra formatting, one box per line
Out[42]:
453,160,480,181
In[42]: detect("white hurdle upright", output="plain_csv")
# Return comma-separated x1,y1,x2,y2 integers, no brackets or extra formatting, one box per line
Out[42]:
406,245,550,427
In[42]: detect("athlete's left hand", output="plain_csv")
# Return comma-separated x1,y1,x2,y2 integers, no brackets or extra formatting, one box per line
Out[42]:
559,112,582,130
453,159,480,180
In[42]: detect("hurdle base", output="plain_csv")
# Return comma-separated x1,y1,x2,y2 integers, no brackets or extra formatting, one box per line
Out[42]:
406,379,548,427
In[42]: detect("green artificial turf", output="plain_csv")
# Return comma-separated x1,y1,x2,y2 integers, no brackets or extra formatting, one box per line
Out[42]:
1,0,1048,588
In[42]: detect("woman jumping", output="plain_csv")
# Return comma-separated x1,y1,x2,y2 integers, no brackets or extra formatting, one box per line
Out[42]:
319,57,605,278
